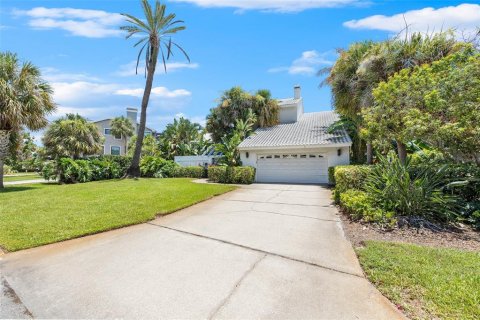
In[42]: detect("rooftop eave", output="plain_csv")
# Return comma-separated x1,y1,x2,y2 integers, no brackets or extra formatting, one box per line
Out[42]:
238,142,352,151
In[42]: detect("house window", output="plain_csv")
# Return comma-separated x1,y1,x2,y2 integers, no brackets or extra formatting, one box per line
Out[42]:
309,154,316,158
274,155,280,159
111,146,121,155
104,128,112,135
114,133,122,140
300,154,307,158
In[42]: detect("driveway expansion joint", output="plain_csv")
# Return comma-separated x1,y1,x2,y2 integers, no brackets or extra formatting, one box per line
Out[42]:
250,209,341,222
146,223,364,279
208,254,267,319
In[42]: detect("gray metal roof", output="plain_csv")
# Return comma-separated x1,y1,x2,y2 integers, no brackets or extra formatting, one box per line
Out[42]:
238,111,351,149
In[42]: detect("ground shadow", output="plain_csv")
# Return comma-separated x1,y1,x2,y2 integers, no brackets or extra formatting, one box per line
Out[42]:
0,185,38,193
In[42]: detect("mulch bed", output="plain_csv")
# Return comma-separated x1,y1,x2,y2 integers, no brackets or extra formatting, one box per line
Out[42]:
340,212,480,252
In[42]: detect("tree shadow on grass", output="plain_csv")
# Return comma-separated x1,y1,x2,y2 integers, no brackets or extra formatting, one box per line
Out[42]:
0,186,37,193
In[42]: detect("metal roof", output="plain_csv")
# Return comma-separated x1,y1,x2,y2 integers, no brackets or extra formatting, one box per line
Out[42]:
238,111,351,149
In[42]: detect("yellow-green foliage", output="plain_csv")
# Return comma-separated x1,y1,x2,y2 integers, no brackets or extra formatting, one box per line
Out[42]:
340,189,393,223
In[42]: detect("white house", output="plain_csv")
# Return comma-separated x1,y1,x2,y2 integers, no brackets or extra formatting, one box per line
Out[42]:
238,85,351,184
93,108,155,156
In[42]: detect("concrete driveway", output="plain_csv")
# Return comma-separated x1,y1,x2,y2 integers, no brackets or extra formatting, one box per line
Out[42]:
0,184,405,319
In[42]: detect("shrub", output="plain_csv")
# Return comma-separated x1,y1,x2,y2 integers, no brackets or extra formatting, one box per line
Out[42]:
172,166,206,178
333,165,371,203
328,166,336,185
89,159,122,180
365,153,459,222
208,166,255,184
139,156,178,177
208,166,227,183
3,164,15,175
339,189,393,223
41,161,57,181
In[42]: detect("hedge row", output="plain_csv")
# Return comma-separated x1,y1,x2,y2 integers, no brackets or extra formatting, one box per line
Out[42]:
46,156,211,183
208,166,255,184
330,165,371,203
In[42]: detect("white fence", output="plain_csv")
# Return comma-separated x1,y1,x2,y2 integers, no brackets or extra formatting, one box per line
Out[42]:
174,155,221,167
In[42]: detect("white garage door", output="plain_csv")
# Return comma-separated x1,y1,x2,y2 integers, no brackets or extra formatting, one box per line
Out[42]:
256,153,328,184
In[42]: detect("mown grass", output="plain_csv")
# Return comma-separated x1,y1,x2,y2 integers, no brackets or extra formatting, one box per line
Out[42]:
4,173,42,182
0,178,235,251
356,241,480,320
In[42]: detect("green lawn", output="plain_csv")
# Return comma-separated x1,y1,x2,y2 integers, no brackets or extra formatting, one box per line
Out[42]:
0,178,235,251
356,241,480,320
4,173,42,182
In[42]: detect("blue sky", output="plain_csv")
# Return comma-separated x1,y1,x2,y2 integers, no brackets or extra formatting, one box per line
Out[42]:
1,0,479,141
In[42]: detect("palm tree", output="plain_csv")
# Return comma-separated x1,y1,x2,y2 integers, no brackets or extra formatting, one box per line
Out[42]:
0,52,55,188
253,89,279,127
120,0,189,177
111,116,135,155
43,114,103,159
158,117,203,159
320,41,374,164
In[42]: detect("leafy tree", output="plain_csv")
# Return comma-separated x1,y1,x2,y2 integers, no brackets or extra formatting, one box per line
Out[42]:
120,0,189,177
365,47,480,164
206,87,279,143
323,31,465,164
0,52,55,188
111,116,135,154
43,114,103,159
127,134,161,158
158,117,208,159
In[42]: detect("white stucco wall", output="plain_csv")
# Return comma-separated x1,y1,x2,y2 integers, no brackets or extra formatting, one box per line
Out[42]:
174,155,220,167
95,120,126,156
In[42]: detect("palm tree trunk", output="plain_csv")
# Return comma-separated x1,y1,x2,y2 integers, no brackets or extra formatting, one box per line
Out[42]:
0,130,11,189
397,140,407,165
127,48,158,178
366,142,373,164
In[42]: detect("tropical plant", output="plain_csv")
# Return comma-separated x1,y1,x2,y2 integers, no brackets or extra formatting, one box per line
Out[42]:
206,87,278,142
127,134,161,158
364,153,459,222
110,116,135,155
0,52,55,188
43,114,103,159
215,109,256,167
120,0,189,177
158,117,208,159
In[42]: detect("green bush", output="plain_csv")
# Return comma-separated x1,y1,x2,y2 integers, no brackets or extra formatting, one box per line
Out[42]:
208,166,255,184
172,166,206,178
140,156,178,177
332,165,371,203
89,159,122,180
328,166,336,185
365,153,459,222
339,189,392,223
41,161,57,181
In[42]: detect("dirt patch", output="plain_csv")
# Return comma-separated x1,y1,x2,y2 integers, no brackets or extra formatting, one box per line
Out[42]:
340,212,480,251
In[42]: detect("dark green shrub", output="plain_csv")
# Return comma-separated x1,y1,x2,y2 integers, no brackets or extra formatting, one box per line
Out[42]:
4,164,15,175
208,166,227,183
365,153,459,222
328,166,336,185
89,159,122,180
208,166,255,184
340,189,393,223
161,161,180,178
172,166,205,178
334,165,372,193
41,161,57,181
58,158,92,183
231,166,255,184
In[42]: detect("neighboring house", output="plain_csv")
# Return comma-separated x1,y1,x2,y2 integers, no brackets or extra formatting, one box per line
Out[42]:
238,85,352,184
93,108,155,156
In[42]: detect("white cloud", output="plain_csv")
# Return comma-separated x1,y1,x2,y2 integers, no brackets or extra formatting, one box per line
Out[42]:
14,7,123,38
52,81,119,104
115,86,192,98
171,0,363,12
344,4,480,38
115,61,199,77
42,67,101,82
268,50,334,75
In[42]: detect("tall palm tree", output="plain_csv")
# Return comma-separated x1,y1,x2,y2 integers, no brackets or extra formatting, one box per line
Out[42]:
43,114,103,159
111,116,135,154
0,52,55,188
254,89,279,127
120,0,189,177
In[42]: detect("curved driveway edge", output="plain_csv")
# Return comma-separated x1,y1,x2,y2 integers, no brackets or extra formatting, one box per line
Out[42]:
0,183,406,319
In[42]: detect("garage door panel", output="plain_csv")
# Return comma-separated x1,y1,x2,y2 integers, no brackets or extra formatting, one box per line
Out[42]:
256,156,328,184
